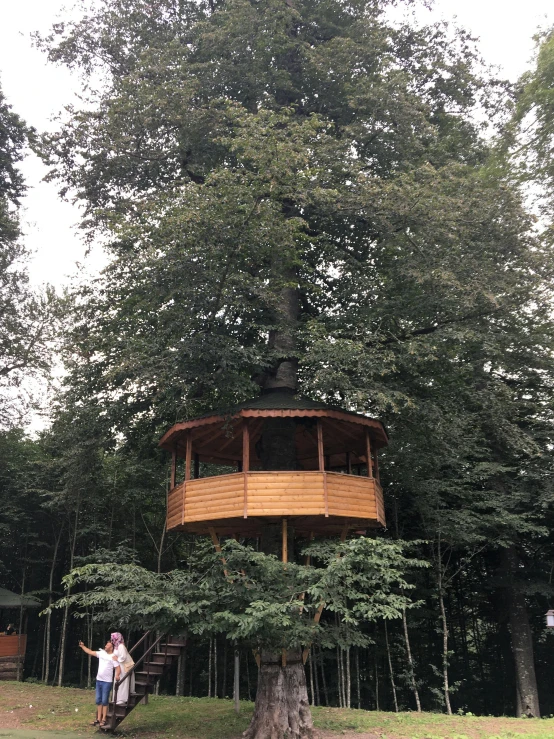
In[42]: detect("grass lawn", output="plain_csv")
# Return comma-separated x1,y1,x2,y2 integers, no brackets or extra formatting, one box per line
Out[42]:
2,682,554,739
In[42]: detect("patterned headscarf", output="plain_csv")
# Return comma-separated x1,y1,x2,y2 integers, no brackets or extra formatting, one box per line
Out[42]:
111,632,125,648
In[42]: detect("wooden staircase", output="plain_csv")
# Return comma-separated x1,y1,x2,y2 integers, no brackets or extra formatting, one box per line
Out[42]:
104,632,186,731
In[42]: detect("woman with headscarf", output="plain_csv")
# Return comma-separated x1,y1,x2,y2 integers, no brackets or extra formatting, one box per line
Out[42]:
111,632,135,705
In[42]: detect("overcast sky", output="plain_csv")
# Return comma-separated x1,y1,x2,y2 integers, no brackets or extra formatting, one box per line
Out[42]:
1,0,553,290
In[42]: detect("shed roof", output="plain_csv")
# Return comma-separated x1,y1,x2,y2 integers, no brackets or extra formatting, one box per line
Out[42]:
0,587,40,609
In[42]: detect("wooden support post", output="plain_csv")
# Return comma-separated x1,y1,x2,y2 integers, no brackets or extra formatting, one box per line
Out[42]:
282,518,288,564
243,421,249,519
365,429,373,479
182,434,192,525
346,451,352,475
317,421,328,516
374,449,380,483
170,448,177,490
317,420,324,472
185,434,192,482
194,453,200,479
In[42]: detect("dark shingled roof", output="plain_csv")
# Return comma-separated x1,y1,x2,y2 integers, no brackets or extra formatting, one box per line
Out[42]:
197,390,366,420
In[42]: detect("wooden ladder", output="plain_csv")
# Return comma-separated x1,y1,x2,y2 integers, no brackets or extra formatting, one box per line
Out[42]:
104,632,186,731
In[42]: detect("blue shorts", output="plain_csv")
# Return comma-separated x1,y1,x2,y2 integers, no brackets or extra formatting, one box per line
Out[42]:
95,679,112,706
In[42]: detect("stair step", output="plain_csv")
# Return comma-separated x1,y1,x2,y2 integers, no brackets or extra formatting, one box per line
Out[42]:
155,646,181,656
139,663,165,674
151,653,178,664
136,670,161,680
167,636,187,645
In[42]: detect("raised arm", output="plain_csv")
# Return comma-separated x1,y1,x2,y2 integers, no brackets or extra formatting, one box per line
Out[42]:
78,640,97,657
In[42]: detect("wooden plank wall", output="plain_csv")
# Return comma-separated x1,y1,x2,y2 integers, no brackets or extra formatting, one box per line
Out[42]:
167,472,384,529
167,484,184,530
184,474,244,523
374,481,386,526
326,473,378,520
0,635,26,658
247,472,326,517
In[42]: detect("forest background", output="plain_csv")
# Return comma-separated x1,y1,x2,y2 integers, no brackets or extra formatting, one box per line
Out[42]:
4,0,554,722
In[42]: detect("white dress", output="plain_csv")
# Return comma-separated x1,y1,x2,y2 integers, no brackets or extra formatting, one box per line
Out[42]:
114,644,135,704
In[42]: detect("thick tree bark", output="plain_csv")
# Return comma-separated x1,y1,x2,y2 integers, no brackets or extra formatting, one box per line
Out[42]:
243,651,314,739
502,547,540,718
245,263,313,736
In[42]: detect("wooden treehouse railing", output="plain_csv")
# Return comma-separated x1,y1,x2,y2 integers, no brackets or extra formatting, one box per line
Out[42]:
105,632,186,731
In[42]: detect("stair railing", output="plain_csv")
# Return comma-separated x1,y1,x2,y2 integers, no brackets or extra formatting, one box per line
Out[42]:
109,632,168,731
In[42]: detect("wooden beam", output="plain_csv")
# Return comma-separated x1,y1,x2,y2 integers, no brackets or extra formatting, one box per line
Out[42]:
282,518,288,564
365,429,373,479
170,448,177,490
317,420,324,472
185,433,192,482
242,421,250,472
243,422,250,519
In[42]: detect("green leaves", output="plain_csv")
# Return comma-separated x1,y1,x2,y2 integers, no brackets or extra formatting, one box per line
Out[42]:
49,537,424,652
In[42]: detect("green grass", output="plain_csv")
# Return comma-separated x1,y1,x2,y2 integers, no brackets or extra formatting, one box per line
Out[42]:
2,682,554,738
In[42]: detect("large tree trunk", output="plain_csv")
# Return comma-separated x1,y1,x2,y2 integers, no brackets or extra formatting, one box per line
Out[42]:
243,651,314,739
502,547,540,717
245,260,311,737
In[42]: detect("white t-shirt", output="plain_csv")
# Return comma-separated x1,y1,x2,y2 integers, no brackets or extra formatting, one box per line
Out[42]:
96,649,115,682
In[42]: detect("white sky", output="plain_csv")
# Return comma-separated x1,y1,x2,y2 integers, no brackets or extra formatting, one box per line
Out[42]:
0,0,553,290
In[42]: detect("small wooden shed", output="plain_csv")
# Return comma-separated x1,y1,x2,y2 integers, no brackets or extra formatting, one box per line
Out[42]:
161,391,387,537
0,587,40,681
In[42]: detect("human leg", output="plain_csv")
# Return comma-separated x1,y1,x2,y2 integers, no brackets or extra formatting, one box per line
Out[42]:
97,680,112,726
93,681,103,724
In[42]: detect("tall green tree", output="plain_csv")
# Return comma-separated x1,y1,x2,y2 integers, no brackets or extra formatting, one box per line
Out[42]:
39,0,554,730
0,81,58,427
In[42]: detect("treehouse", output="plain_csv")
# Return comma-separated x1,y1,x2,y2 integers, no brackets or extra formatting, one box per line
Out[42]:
161,390,387,538
0,587,40,681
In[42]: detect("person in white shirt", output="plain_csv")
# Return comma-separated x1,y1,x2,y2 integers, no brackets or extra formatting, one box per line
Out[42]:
78,639,121,727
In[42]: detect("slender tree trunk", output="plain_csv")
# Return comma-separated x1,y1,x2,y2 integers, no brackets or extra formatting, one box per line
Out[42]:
246,649,252,701
45,524,63,684
355,648,361,710
190,645,194,696
436,539,452,715
58,498,81,687
208,637,212,698
346,647,351,709
384,622,398,713
502,547,540,717
336,647,343,707
318,647,329,707
374,649,380,711
308,650,315,706
313,647,320,707
402,608,421,711
223,639,228,698
214,637,218,698
17,560,26,681
86,608,93,688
